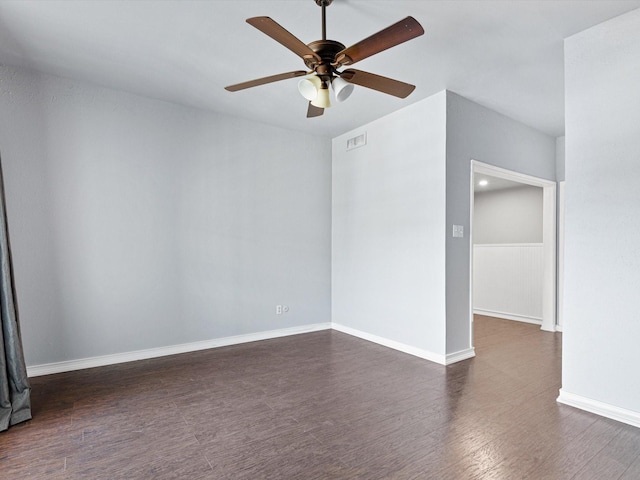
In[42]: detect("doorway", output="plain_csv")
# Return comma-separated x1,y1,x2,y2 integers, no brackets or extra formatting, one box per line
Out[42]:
470,161,557,343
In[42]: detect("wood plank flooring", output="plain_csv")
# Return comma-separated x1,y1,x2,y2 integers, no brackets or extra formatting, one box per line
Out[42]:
2,315,639,479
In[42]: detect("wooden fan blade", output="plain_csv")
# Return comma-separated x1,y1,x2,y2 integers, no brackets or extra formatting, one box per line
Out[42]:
335,16,424,66
340,69,415,98
247,17,322,65
225,70,307,92
307,102,324,118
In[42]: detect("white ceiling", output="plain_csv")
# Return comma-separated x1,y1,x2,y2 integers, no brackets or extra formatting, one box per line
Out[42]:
1,0,639,138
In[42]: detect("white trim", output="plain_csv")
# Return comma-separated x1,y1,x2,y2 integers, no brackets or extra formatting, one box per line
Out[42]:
445,348,476,365
27,323,331,377
541,183,557,332
473,161,556,188
557,181,565,330
331,323,447,365
469,168,476,349
557,389,640,428
473,243,543,248
28,322,479,378
473,309,542,325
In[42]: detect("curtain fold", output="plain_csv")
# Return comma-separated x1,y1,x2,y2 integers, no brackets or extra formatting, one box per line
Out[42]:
0,155,31,432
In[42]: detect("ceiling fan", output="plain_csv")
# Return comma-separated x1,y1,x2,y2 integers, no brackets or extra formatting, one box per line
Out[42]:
225,0,424,118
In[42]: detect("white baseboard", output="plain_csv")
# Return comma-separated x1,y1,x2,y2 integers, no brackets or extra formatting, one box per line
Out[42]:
557,389,640,428
473,309,542,326
27,323,331,377
555,324,563,332
445,348,476,365
331,323,448,365
28,322,476,377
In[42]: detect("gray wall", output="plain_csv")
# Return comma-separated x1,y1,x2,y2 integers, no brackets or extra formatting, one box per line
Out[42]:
445,92,556,354
332,92,447,356
474,186,543,244
556,136,565,182
332,90,556,360
563,8,640,413
0,65,332,366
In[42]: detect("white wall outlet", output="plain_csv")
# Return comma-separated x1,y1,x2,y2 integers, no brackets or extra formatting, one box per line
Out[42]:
276,305,282,315
453,225,464,238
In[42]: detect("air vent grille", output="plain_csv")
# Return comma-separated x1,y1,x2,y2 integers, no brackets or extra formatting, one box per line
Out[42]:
346,133,367,151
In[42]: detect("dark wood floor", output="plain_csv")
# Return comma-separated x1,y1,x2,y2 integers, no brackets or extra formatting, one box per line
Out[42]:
2,315,640,479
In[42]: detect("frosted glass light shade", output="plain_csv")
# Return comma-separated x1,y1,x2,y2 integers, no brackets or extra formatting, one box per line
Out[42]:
332,76,354,103
311,85,331,108
298,75,321,101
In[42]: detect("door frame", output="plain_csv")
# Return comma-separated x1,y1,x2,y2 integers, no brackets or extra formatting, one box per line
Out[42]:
470,160,557,337
557,181,565,331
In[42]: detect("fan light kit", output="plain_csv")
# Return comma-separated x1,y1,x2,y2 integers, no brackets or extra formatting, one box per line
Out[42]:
225,0,425,118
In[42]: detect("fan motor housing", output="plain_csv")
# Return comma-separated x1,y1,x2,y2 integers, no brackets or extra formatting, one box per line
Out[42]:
305,40,346,70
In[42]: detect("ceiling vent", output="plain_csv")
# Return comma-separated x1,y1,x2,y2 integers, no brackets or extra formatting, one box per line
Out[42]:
346,132,367,151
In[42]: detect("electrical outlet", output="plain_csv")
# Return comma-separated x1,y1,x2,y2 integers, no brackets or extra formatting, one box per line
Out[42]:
276,305,282,315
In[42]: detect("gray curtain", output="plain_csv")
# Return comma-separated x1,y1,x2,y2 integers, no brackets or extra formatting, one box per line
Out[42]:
0,155,31,431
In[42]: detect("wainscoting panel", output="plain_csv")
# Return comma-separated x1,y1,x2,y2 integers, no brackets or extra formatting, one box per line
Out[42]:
473,243,543,323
